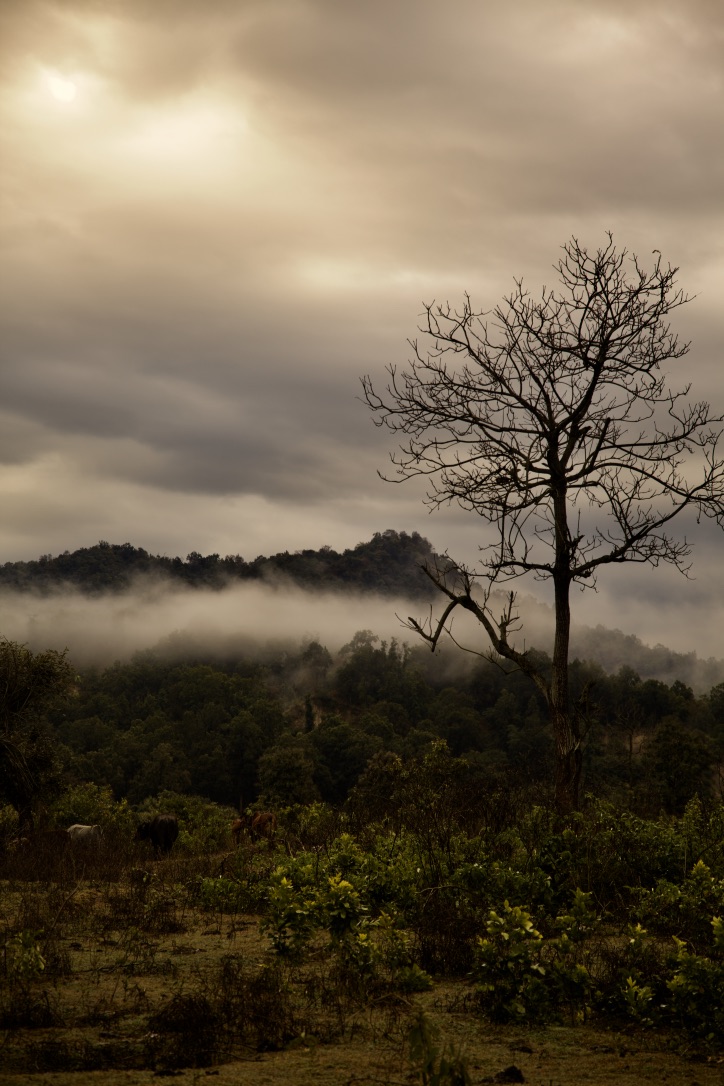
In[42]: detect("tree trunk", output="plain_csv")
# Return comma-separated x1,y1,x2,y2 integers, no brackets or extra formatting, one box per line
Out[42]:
551,493,581,814
552,709,582,815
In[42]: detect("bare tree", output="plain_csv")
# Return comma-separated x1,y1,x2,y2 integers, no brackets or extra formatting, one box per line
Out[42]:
362,235,724,814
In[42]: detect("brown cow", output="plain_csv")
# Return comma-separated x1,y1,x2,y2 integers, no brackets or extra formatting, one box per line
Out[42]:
231,815,249,846
251,811,277,846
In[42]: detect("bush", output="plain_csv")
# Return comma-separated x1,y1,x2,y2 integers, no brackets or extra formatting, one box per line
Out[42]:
632,860,724,950
50,782,135,838
473,893,597,1024
666,928,724,1041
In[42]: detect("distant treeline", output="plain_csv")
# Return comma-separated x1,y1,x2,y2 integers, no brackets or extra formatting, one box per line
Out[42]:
0,530,445,598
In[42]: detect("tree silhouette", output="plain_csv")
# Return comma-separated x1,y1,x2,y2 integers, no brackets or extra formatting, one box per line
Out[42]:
363,235,724,813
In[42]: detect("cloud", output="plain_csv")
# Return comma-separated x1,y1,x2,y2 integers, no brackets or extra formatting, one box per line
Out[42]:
0,0,723,663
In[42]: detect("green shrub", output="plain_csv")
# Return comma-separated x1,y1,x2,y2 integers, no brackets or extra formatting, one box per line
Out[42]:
4,930,46,984
262,873,317,958
50,782,135,838
531,801,684,911
473,895,596,1024
633,860,724,950
197,875,248,915
408,1011,471,1086
666,932,724,1041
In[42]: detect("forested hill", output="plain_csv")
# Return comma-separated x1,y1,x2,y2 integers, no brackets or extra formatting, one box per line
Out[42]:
0,530,448,599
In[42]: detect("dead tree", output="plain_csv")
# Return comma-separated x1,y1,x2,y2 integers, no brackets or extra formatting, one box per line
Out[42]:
363,235,724,814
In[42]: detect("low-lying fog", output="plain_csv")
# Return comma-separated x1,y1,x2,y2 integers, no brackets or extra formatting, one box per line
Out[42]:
1,578,723,693
0,580,512,667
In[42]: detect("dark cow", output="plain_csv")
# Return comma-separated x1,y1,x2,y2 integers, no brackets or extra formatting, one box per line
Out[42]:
135,814,179,856
250,811,277,845
67,823,103,845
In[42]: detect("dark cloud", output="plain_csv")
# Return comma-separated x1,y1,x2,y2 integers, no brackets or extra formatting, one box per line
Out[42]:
1,0,724,656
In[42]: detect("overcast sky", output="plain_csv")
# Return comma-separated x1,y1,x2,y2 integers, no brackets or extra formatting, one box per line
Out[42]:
2,0,724,658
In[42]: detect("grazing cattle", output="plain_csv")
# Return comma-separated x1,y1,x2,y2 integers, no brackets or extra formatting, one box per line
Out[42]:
231,815,249,846
67,823,103,844
250,811,277,845
135,813,179,857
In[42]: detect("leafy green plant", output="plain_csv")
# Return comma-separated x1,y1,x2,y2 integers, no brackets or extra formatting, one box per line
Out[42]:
4,930,46,984
0,929,60,1031
197,874,247,915
473,895,596,1024
50,781,135,835
408,1011,471,1086
474,902,548,1022
633,859,724,949
320,873,367,938
622,975,654,1024
666,933,724,1041
532,801,685,912
262,873,317,957
374,911,433,991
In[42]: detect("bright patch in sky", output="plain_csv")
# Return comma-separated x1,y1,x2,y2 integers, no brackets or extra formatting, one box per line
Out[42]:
126,100,246,164
45,71,77,102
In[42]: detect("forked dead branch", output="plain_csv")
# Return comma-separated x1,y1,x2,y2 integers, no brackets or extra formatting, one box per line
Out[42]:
363,234,724,813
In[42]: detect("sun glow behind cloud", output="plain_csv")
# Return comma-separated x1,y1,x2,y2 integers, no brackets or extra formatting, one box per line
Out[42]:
11,62,249,190
45,70,77,102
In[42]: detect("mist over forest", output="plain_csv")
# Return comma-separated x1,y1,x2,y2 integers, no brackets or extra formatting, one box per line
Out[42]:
1,530,722,693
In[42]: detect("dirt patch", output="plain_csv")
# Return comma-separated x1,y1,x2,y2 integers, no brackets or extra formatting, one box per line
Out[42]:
2,1024,723,1085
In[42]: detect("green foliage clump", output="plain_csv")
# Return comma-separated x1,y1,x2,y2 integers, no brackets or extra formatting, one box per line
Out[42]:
4,930,46,984
666,932,724,1041
632,859,724,949
408,1011,471,1086
50,781,135,837
261,831,432,995
197,876,248,915
473,891,597,1024
518,800,686,909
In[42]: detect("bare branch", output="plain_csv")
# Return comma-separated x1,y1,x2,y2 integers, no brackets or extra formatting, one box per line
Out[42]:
363,234,724,814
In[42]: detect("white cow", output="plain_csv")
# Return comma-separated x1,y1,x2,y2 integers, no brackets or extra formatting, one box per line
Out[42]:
67,823,103,844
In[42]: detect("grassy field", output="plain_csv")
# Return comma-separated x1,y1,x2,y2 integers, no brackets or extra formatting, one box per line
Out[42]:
1,830,723,1086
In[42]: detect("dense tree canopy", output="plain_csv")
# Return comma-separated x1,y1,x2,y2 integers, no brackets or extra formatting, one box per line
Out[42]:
39,632,722,818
